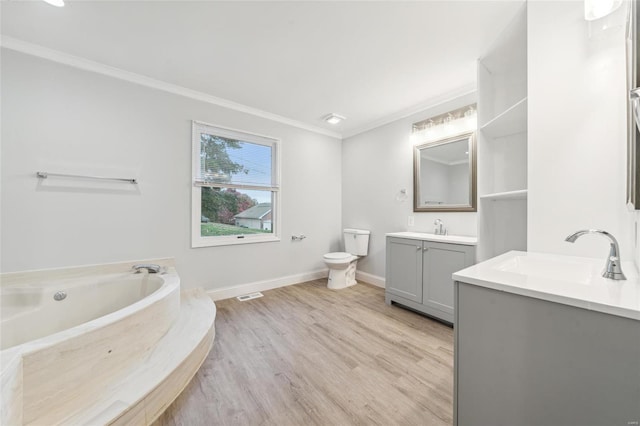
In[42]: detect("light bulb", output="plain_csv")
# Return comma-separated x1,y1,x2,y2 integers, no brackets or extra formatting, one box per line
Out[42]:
464,106,476,118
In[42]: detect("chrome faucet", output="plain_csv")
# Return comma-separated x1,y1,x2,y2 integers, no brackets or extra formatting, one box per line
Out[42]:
565,230,626,280
132,263,162,274
434,219,447,236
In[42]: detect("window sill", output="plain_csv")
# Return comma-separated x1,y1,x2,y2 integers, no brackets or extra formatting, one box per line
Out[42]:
192,235,280,248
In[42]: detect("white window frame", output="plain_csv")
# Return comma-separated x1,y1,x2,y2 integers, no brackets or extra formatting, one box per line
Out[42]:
191,121,281,248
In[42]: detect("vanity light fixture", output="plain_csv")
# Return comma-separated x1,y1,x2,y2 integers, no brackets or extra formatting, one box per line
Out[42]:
411,103,477,145
464,106,476,118
584,0,622,21
324,113,345,125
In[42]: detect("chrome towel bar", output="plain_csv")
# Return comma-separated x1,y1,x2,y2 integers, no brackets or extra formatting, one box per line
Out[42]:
36,171,137,184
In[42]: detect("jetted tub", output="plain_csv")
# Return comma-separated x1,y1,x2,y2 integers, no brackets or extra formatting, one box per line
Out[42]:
0,259,180,425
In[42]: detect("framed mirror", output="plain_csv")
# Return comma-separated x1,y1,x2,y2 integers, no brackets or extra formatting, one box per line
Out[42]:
413,131,476,212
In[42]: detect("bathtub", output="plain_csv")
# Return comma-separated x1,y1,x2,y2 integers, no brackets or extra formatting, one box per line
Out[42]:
0,259,181,425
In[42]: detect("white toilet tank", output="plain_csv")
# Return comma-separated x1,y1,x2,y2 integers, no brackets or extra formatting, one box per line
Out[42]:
344,228,370,256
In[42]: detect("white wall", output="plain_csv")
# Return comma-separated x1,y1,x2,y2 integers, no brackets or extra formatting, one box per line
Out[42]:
449,163,470,205
420,158,449,205
528,1,635,261
342,92,477,281
419,159,469,206
1,50,343,290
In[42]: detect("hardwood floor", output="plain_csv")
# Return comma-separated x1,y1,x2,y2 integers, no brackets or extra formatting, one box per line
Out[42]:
153,280,454,426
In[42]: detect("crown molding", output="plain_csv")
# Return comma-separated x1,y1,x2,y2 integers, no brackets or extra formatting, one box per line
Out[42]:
0,36,343,139
1,36,478,142
342,83,477,139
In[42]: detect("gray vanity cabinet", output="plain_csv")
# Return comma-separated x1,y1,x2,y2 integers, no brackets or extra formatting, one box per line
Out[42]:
385,237,423,303
454,282,640,426
385,236,475,323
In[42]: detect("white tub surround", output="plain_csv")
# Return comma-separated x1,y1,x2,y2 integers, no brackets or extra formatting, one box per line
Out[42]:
63,288,216,426
453,251,640,320
386,231,478,246
1,269,169,350
0,259,215,425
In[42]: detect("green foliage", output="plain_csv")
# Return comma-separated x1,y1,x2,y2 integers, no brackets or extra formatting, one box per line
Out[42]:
202,188,256,225
200,134,248,181
201,222,270,236
199,134,257,224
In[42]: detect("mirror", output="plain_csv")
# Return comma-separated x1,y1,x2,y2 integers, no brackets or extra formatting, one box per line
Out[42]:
413,131,476,212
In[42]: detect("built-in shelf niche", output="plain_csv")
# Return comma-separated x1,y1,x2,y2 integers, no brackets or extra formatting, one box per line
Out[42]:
477,3,528,262
480,97,527,139
480,131,527,195
478,198,528,262
477,9,527,127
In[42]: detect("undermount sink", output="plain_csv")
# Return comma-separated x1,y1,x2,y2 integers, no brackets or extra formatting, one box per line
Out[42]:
494,254,597,284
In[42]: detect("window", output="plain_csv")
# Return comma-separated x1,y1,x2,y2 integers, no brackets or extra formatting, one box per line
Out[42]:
192,121,280,247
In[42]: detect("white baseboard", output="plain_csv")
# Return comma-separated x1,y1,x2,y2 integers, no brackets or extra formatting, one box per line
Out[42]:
206,269,328,301
356,271,385,288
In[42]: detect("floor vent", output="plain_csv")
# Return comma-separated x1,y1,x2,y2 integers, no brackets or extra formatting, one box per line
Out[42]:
236,292,264,302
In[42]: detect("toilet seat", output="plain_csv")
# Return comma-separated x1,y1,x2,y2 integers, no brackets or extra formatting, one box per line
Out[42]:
323,252,353,261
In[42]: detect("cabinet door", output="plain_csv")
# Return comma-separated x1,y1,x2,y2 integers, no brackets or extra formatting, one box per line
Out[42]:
423,242,474,315
385,237,423,303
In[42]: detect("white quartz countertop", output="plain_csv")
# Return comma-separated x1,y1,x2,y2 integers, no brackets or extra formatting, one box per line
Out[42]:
453,251,640,321
386,232,478,246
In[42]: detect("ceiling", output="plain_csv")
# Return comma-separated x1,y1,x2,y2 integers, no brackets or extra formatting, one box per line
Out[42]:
0,0,523,138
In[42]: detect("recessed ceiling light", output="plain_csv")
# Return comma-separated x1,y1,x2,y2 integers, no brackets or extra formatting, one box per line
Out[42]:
42,0,65,7
324,113,345,125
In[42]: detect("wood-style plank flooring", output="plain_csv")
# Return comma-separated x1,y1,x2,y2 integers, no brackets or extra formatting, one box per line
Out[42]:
154,280,454,426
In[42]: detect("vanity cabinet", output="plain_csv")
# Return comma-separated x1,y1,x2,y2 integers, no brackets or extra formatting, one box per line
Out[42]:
385,234,476,323
454,282,640,426
452,252,640,426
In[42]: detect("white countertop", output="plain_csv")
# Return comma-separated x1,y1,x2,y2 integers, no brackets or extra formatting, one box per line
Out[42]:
386,231,478,246
453,251,640,321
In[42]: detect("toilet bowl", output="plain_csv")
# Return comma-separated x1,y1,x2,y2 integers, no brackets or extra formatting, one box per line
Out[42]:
323,252,359,290
323,229,370,290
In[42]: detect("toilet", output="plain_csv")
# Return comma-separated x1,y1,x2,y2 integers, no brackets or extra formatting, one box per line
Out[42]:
323,228,370,290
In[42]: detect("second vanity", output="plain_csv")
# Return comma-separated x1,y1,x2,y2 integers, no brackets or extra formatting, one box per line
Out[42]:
385,231,477,323
452,251,640,426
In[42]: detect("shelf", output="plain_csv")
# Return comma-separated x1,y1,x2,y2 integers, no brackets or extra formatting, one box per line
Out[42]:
480,97,527,139
480,189,528,201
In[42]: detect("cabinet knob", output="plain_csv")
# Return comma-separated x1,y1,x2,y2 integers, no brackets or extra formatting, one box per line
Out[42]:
423,247,429,252
416,246,421,250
